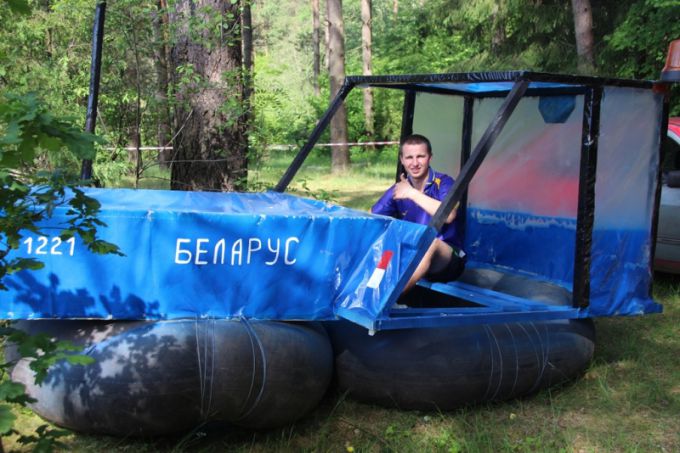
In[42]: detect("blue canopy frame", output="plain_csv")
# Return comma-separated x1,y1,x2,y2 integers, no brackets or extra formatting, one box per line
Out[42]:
275,71,665,331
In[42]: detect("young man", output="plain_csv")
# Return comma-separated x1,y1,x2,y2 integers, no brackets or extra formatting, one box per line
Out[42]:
371,134,465,292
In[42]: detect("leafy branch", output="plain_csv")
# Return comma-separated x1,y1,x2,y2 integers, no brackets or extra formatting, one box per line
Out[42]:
0,92,121,451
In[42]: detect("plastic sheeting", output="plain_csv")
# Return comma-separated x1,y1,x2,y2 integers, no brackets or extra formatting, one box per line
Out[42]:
465,95,582,284
409,85,662,318
589,87,662,316
1,189,433,321
415,93,582,285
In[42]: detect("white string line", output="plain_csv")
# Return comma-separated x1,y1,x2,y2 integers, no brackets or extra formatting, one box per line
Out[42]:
100,140,399,152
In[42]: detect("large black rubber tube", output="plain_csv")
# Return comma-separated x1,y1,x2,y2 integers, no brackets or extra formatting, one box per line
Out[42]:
9,320,333,436
325,318,595,410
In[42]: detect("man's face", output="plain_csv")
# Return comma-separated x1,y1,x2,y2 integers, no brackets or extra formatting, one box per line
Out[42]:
400,142,432,180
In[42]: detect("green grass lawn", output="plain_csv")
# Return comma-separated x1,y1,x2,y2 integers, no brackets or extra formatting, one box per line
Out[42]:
249,145,398,211
5,150,680,452
7,274,679,452
111,145,400,211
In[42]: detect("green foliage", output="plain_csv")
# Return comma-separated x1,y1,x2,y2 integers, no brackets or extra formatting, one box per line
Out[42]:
5,0,31,15
599,0,680,115
2,327,95,385
0,92,97,167
252,0,680,149
0,92,118,451
0,92,122,289
600,0,680,80
2,0,677,185
15,424,71,453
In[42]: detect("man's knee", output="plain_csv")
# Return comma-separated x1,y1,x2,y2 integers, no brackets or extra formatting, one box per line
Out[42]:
426,240,465,282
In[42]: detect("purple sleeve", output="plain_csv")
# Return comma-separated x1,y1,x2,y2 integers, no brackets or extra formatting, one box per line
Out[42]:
435,175,455,201
371,185,397,217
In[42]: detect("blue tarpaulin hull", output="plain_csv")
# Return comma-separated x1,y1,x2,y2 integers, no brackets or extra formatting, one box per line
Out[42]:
1,188,434,322
2,187,661,326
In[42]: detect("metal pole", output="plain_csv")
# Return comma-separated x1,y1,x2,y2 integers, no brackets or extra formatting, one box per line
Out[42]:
572,86,602,309
80,1,107,181
274,80,353,192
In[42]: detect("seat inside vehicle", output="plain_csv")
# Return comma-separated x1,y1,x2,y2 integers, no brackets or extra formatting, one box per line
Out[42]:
405,266,572,309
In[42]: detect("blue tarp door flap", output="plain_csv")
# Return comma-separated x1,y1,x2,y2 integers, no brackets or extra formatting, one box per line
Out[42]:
332,222,437,330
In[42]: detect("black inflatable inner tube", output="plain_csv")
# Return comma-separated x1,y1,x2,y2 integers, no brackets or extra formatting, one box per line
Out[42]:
326,267,595,410
9,319,333,436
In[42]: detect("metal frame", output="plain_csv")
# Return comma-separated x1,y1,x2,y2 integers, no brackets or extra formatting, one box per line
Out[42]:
650,87,671,296
572,87,602,308
274,71,622,329
345,71,653,89
457,96,474,241
274,81,354,192
81,1,107,181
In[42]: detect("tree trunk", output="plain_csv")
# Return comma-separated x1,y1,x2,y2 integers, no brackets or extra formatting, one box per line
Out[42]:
312,0,320,96
490,1,505,55
327,0,350,173
153,0,172,168
168,0,248,192
242,0,253,97
324,2,330,72
571,0,595,72
361,0,374,149
242,0,253,166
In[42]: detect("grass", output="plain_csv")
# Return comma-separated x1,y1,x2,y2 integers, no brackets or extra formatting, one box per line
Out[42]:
110,145,399,212
249,145,399,210
5,151,680,452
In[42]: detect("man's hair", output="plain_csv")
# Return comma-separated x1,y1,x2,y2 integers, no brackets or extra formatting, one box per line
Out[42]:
400,134,432,155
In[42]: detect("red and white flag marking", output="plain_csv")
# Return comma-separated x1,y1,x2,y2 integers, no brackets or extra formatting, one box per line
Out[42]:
366,250,394,289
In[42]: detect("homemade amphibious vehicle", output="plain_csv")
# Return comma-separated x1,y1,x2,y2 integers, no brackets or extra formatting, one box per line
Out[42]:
3,70,669,436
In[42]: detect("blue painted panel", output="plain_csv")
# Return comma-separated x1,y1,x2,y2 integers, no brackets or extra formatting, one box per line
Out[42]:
1,187,661,324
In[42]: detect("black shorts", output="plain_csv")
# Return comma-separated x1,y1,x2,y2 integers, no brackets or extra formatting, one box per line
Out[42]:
426,247,466,283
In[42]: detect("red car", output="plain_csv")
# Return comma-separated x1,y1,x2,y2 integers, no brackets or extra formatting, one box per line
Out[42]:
656,117,680,273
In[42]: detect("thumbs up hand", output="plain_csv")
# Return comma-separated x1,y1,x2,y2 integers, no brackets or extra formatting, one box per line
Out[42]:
393,173,415,200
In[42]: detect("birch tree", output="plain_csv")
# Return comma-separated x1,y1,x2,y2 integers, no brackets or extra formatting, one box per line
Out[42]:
571,0,595,72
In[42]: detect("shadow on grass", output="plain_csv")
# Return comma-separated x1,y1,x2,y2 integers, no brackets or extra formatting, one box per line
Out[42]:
66,390,356,452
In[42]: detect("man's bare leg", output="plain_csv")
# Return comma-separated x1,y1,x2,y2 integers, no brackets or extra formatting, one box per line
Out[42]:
403,239,453,292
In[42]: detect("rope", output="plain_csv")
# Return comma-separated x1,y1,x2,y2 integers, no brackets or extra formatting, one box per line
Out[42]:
504,323,521,397
236,318,268,421
194,318,216,420
525,322,552,395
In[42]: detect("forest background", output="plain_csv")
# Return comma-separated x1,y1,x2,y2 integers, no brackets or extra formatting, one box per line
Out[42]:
1,0,679,192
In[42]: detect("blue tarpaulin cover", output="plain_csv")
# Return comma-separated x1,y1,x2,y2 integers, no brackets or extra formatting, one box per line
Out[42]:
1,188,434,321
